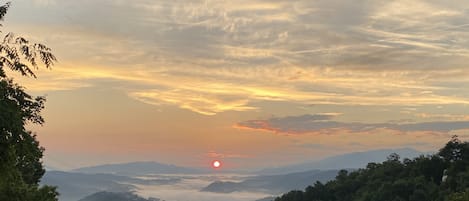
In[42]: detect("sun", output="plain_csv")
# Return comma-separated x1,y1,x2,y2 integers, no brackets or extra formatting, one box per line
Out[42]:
212,160,222,168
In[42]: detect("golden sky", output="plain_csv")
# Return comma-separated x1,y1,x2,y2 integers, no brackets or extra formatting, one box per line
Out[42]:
6,0,469,170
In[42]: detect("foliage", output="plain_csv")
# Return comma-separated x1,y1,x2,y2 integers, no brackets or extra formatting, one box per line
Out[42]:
275,136,469,201
447,189,469,201
0,2,58,201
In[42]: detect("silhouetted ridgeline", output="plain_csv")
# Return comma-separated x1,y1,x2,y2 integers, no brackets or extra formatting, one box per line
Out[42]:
41,171,179,201
255,197,277,201
274,137,469,201
202,170,340,194
78,192,160,201
257,148,424,175
73,161,206,176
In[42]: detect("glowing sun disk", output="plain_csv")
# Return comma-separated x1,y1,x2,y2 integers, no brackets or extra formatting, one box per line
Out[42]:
212,160,221,168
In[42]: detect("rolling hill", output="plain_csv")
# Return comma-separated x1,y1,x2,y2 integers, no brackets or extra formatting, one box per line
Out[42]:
202,169,339,194
73,161,206,176
78,191,160,201
41,171,179,201
257,148,425,175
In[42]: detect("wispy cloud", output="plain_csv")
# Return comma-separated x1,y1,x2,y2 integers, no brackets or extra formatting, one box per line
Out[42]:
235,114,469,135
7,0,469,115
206,151,250,159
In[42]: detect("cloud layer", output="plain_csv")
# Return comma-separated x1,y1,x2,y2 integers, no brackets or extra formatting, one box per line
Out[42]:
236,114,469,135
7,0,469,116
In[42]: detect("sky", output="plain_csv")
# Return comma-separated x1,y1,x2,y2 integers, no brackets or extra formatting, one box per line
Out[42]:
4,0,469,170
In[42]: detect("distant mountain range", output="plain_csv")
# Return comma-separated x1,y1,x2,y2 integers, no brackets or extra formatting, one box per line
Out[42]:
78,192,160,201
41,171,179,201
202,169,339,194
201,148,425,194
42,148,427,201
73,161,207,176
256,148,425,175
69,148,425,176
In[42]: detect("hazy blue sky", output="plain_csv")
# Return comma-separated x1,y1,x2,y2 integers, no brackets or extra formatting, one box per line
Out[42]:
5,0,469,170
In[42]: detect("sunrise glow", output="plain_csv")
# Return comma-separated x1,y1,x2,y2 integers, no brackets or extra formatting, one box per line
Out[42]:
212,160,221,169
4,1,469,201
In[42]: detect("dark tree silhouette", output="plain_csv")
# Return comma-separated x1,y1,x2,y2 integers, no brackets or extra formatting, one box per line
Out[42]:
274,137,469,201
0,2,58,201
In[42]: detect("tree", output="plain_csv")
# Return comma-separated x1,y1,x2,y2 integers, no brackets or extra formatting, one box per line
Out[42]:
273,137,469,201
439,135,463,163
0,2,58,201
447,189,469,201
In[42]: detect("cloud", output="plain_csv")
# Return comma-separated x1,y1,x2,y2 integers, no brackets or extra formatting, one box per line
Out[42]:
7,0,469,115
206,151,249,159
414,113,469,121
235,114,469,135
130,90,255,116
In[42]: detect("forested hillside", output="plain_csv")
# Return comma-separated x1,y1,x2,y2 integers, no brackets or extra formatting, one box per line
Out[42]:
275,136,469,201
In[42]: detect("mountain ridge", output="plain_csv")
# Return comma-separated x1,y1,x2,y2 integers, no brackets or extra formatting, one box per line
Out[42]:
257,148,425,175
78,191,160,201
202,169,340,194
73,161,207,176
41,171,180,201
